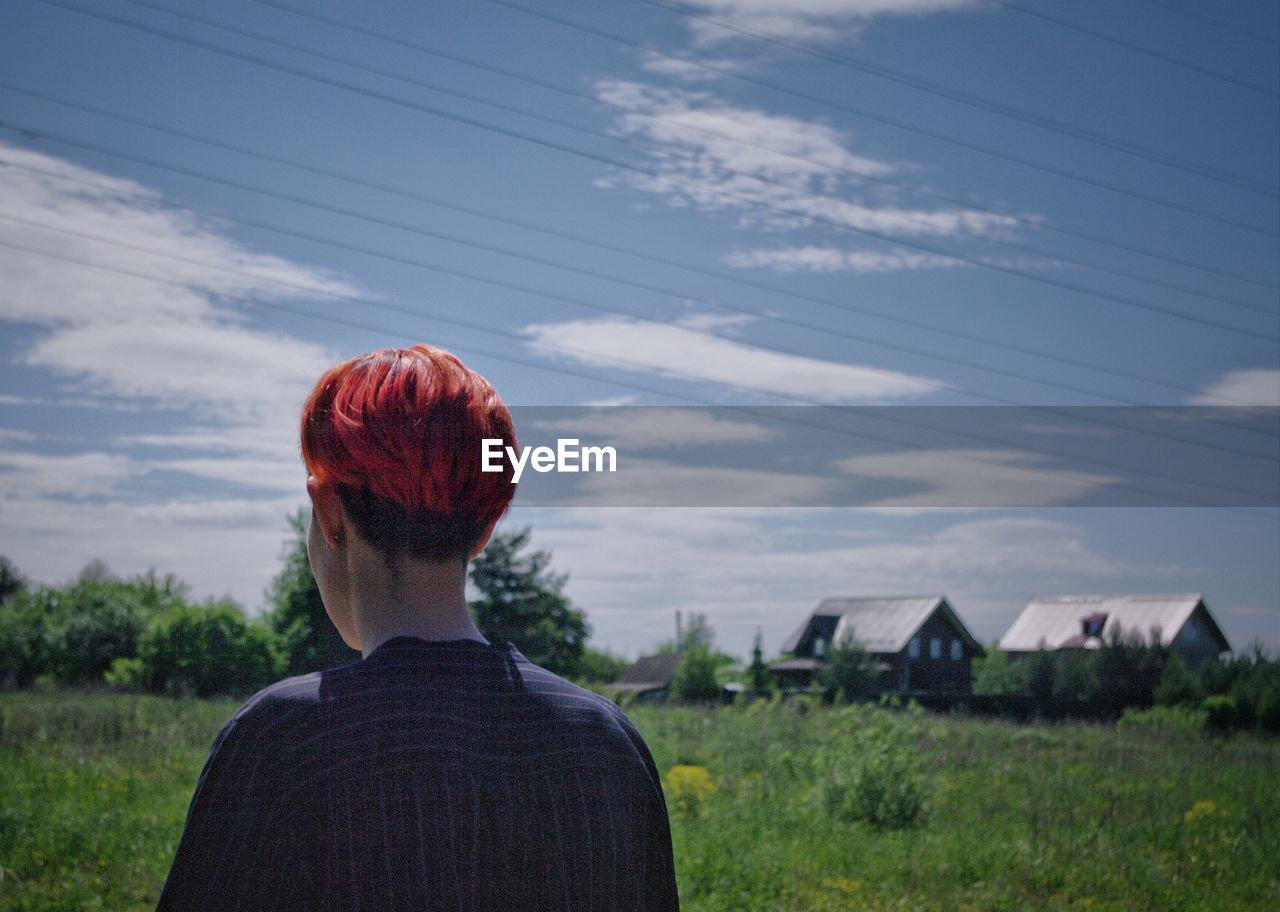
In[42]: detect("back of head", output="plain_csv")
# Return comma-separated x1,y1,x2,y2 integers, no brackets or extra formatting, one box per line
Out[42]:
300,344,517,562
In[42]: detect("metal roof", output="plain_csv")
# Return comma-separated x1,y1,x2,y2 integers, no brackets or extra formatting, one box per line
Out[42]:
781,596,981,655
998,594,1221,652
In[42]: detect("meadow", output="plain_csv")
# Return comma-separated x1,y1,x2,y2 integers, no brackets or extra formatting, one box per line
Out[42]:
1,691,1276,911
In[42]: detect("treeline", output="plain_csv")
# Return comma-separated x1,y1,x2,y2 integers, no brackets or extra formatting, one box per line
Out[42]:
972,631,1280,734
0,519,626,698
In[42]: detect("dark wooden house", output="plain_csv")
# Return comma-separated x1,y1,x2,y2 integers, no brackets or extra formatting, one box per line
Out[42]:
612,653,681,702
998,594,1231,668
771,596,985,695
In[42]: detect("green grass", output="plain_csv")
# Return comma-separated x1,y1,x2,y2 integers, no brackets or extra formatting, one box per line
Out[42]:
1,691,1277,910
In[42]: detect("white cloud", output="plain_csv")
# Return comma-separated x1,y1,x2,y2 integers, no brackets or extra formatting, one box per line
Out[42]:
522,316,943,402
724,245,963,273
0,143,363,609
1191,369,1280,407
835,447,1116,507
676,0,983,47
518,507,1158,658
593,80,1020,238
530,408,780,450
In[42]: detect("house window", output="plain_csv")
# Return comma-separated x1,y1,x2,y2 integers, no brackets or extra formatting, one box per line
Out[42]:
908,637,920,659
930,637,941,659
813,636,826,658
951,639,962,661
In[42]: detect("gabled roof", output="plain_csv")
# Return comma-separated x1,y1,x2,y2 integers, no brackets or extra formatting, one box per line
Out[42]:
998,594,1228,652
613,653,680,692
781,596,982,655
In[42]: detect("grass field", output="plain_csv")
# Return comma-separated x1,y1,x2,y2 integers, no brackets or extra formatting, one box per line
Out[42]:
1,691,1277,911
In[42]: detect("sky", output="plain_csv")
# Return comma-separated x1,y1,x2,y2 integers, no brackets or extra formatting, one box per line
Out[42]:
0,0,1277,661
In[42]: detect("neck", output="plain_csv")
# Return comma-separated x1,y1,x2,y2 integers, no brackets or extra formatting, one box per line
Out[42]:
348,549,487,658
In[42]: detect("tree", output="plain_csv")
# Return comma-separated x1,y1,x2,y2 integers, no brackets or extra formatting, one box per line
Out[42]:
265,510,358,675
747,628,772,693
469,527,588,677
0,555,26,604
817,632,880,703
671,646,722,702
576,647,627,684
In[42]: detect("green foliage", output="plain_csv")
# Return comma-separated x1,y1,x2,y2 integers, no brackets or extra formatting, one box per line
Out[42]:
747,629,772,694
816,633,879,704
0,554,26,603
5,692,1280,911
972,645,1018,695
816,709,928,828
264,510,358,675
672,646,723,703
1117,703,1208,737
1202,694,1237,734
469,527,588,677
575,647,627,684
122,601,280,698
0,571,187,687
1155,652,1202,706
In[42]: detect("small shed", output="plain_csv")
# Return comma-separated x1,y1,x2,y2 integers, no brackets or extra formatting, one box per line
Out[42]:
771,595,984,694
612,653,681,702
998,593,1231,667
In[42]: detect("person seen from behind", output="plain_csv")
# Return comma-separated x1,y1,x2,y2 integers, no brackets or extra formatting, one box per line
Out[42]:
157,344,679,910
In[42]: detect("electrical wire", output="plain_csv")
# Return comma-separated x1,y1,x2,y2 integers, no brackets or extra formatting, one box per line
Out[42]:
636,0,1280,192
1,232,1272,510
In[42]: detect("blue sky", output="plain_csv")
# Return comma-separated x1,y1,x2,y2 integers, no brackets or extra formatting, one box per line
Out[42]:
0,0,1276,659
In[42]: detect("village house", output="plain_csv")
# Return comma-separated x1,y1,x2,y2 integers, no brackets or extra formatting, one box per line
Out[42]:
998,594,1231,668
611,653,681,702
771,596,985,695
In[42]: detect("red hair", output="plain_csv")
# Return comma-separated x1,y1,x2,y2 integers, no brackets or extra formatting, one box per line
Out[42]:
301,345,517,560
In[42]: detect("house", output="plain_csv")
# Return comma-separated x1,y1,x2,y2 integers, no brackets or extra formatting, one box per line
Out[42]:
771,596,985,694
611,653,681,702
998,594,1231,668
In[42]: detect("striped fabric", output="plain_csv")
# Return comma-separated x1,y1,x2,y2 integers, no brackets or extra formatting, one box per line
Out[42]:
156,637,679,911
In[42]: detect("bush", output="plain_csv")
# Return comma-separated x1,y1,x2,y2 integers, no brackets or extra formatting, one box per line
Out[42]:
128,602,280,698
672,647,722,703
1117,704,1207,737
1203,695,1237,734
817,711,928,829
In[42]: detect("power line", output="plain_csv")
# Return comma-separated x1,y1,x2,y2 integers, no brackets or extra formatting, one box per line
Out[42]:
2,126,1268,419
481,0,1280,236
636,0,1280,194
1131,0,1280,50
5,101,1272,345
6,131,1279,431
2,234,1271,509
238,1,1280,302
94,0,1280,315
991,0,1277,98
5,160,1276,462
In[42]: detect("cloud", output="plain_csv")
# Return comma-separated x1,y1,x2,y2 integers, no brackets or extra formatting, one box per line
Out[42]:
674,0,983,47
835,447,1117,507
529,408,780,450
723,245,964,273
522,316,943,402
0,143,363,608
519,507,1160,658
593,80,1020,239
1191,369,1280,407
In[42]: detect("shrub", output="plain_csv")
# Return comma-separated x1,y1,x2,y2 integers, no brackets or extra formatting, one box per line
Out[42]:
672,647,722,703
1203,695,1237,734
817,711,928,829
1117,704,1207,736
129,601,280,698
663,764,718,819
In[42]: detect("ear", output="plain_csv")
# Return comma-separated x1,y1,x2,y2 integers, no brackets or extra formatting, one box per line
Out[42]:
306,476,347,548
469,515,502,560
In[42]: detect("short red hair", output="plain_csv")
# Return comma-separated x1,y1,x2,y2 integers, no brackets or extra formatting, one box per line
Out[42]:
300,345,517,561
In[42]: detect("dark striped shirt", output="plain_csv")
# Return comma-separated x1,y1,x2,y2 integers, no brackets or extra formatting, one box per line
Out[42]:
157,637,679,911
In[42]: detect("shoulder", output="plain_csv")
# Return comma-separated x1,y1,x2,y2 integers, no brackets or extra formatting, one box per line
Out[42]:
211,671,325,757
